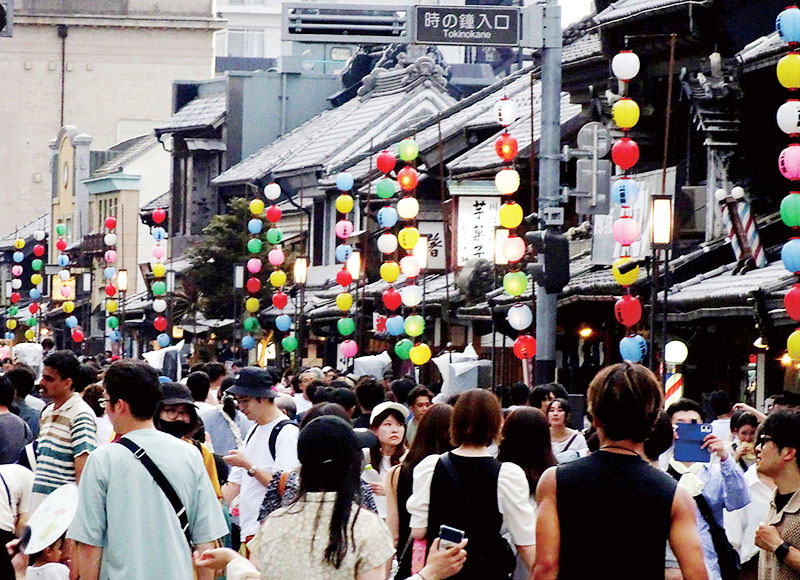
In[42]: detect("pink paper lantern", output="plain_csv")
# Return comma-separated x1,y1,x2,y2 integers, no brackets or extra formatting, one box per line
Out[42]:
341,339,358,358
780,144,800,181
11,265,22,277
612,217,641,246
247,258,262,274
152,245,165,260
268,248,285,266
502,236,526,263
61,286,73,299
104,250,117,263
335,220,354,240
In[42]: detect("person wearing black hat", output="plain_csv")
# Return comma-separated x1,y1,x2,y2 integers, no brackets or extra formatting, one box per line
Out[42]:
221,367,299,549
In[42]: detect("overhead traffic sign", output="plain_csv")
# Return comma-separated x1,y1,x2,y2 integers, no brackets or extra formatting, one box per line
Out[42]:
414,5,520,47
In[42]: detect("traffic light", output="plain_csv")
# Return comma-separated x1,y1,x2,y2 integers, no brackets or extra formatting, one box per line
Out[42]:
525,229,570,294
0,1,13,38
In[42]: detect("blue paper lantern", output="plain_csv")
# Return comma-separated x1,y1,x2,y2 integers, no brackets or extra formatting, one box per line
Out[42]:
110,330,121,342
335,244,353,263
377,207,399,229
57,254,70,267
242,335,256,350
65,316,78,329
386,315,405,336
104,267,116,279
157,333,171,347
29,288,41,299
248,218,263,234
783,238,800,273
336,172,355,192
778,6,800,44
4,333,13,340
611,179,640,206
619,334,647,363
275,314,292,332
152,227,166,241
12,252,23,263
158,376,172,383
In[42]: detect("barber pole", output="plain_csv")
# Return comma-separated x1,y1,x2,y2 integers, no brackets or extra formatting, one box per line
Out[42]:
716,187,766,273
664,370,684,409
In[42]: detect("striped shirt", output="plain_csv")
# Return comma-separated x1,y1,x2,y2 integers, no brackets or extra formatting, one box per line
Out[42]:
33,393,97,495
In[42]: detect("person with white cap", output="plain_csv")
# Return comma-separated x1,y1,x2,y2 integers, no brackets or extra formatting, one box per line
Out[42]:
364,401,409,518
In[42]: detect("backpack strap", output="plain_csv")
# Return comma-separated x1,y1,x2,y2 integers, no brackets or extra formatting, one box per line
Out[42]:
268,420,292,462
438,452,464,492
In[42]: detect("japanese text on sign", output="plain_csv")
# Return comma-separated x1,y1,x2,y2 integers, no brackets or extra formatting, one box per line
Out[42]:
415,5,519,47
457,196,501,266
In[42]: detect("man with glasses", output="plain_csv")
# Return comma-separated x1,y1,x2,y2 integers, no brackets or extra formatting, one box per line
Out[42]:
754,409,800,579
221,367,299,550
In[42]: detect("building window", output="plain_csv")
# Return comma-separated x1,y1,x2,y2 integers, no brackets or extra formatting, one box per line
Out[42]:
223,28,266,58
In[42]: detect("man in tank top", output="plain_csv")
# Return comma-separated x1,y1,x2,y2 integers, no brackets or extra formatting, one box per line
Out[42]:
533,362,709,580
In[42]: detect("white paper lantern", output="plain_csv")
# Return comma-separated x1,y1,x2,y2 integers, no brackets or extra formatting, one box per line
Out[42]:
401,284,423,307
377,233,398,254
400,255,421,278
778,100,800,135
58,269,70,281
104,233,117,246
506,304,533,331
397,197,420,220
11,279,21,290
34,230,46,241
264,182,281,201
611,51,641,81
153,299,168,313
495,168,520,195
495,98,518,126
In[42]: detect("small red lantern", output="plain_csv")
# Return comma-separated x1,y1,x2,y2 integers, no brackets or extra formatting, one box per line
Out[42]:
382,288,402,311
266,205,282,223
153,316,168,332
272,291,288,310
33,244,45,257
336,269,353,287
28,303,39,314
105,216,117,230
71,328,84,342
10,292,20,304
105,284,117,297
152,208,166,224
246,277,261,294
56,239,67,251
377,150,396,174
611,137,640,170
786,284,800,321
494,133,519,162
397,166,419,192
614,294,642,327
513,335,536,359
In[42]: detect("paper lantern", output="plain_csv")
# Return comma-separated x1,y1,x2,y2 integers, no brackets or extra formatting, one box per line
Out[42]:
341,339,358,358
63,301,75,314
33,245,44,257
383,288,402,310
401,284,423,306
506,304,533,330
104,233,117,247
510,335,536,360
106,316,119,330
270,270,287,287
786,285,800,320
57,254,69,267
405,314,425,337
337,318,355,336
612,50,641,81
103,267,116,279
784,238,800,273
72,329,85,343
780,144,800,180
55,223,67,235
336,172,355,192
779,6,800,44
110,330,121,342
12,252,23,263
24,329,35,341
242,336,256,350
11,265,22,277
612,217,641,246
495,133,519,161
398,227,420,250
34,230,46,241
410,343,432,365
156,333,170,347
28,303,38,315
336,269,352,287
58,269,70,281
272,291,288,309
499,202,523,229
276,314,292,331
336,292,353,311
265,183,281,201
495,98,518,126
782,193,800,227
386,315,405,336
377,150,396,174
60,287,72,299
247,258,262,274
614,295,642,327
149,263,165,279
398,139,419,162
611,138,640,171
268,248,285,266
266,205,282,223
377,233,398,254
153,299,167,313
13,238,24,250
105,250,117,263
24,316,35,328
778,100,800,135
152,245,165,260
495,168,520,195
503,236,526,263
397,196,419,220
335,244,353,264
790,329,800,360
397,166,419,191
380,261,400,283
29,289,41,300
266,228,283,245
612,257,639,286
246,297,260,313
612,98,640,130
11,279,21,290
619,334,647,362
395,338,413,360
5,319,15,331
104,216,117,230
377,207,399,229
335,194,354,215
335,220,354,239
30,260,43,273
376,179,395,199
247,219,264,236
152,208,166,224
65,316,78,328
778,53,800,90
250,199,265,215
243,317,260,332
611,178,640,206
150,282,164,296
503,271,528,296
400,256,421,278
7,306,17,316
106,299,118,313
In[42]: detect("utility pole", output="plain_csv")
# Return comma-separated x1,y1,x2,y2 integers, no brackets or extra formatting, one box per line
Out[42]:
534,0,562,384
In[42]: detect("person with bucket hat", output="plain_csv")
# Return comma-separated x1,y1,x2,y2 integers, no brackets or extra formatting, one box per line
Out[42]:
221,367,299,549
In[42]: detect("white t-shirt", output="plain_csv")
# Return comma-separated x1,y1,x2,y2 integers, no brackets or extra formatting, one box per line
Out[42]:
195,401,216,416
292,394,312,415
0,464,33,532
95,414,114,446
711,418,731,443
551,431,588,456
228,416,300,537
26,562,70,579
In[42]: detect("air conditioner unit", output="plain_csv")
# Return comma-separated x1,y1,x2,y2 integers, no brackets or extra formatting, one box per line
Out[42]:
282,3,410,44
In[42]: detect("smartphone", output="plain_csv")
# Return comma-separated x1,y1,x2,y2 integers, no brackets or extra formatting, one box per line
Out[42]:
438,525,465,550
674,423,713,463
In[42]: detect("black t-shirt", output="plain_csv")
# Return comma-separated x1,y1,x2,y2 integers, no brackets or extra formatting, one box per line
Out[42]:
776,492,794,513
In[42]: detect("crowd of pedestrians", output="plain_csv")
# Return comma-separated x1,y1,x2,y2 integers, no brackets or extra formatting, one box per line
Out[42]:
1,347,800,580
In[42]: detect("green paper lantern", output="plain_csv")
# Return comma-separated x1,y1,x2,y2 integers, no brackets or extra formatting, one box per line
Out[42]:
282,335,298,352
106,316,119,329
503,271,528,297
26,317,37,327
266,228,284,245
394,338,413,360
247,238,263,254
404,314,425,337
337,317,355,336
782,193,800,228
152,281,167,295
243,317,260,332
8,306,18,316
398,139,419,162
55,223,66,235
31,259,43,271
376,179,395,199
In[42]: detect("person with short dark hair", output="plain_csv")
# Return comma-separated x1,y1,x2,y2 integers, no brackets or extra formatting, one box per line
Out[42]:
390,378,416,406
204,362,227,405
548,398,587,463
0,376,32,464
529,385,555,413
507,382,530,409
40,337,55,356
406,385,434,443
67,360,228,580
73,363,98,394
353,379,385,429
7,366,38,438
710,390,734,442
332,387,357,418
187,371,215,415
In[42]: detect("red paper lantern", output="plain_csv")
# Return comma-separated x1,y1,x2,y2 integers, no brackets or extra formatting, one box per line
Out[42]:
246,277,261,294
382,288,402,311
266,205,282,223
614,294,642,327
10,292,20,304
611,137,640,170
152,208,166,224
105,284,117,297
272,291,288,310
786,285,800,321
397,166,419,192
377,150,396,174
494,133,519,162
513,335,536,359
153,316,168,332
105,216,117,230
56,239,67,251
336,269,353,287
71,328,84,342
28,303,39,314
33,244,45,257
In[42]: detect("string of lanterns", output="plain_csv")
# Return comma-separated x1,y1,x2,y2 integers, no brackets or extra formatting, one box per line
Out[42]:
7,236,24,340
102,216,121,348
244,191,265,352
54,222,83,343
262,182,296,355
334,171,359,360
27,230,47,342
775,5,800,361
150,208,170,348
609,50,647,363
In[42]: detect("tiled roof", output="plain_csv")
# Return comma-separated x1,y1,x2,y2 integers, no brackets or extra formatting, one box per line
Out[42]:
594,0,709,25
155,93,226,134
562,32,603,64
0,214,49,250
141,191,170,211
736,32,788,67
92,133,160,177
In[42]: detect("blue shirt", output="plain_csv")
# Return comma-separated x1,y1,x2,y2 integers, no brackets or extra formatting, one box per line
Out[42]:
201,408,253,455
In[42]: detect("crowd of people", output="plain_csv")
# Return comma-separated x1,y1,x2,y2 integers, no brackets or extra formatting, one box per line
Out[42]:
0,346,799,580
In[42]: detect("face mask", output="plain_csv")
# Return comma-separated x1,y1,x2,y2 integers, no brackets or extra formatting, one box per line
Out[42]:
159,419,194,439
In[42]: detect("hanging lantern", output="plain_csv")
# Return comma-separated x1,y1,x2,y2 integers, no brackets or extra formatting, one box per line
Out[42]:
336,172,355,191
409,343,432,365
377,207,399,229
611,50,640,81
276,314,292,332
282,335,299,352
783,238,800,272
612,257,639,286
335,220,354,239
336,269,353,287
272,291,288,309
376,179,395,199
498,202,523,229
614,295,643,327
398,227,420,250
382,288,402,310
377,233,398,254
787,285,800,320
247,258,262,274
337,318,356,336
506,304,533,331
335,244,353,263
71,328,85,343
268,248,285,266
380,261,400,283
611,138,640,171
266,228,283,245
248,218,263,234
266,205,282,223
269,270,287,287
335,194,354,215
152,207,166,224
377,150,396,174
397,197,420,220
513,335,536,359
249,199,265,215
395,338,413,360
778,100,800,135
264,182,281,201
778,6,800,44
153,299,167,313
612,216,641,246
404,314,425,337
495,133,519,161
789,329,800,360
495,98,518,126
400,256,421,278
781,192,800,227
397,166,419,191
398,139,419,162
620,334,648,362
386,315,405,336
778,53,800,90
340,339,359,358
502,236,526,263
612,98,640,130
336,292,353,311
780,144,800,180
400,284,423,307
611,178,640,206
502,271,528,296
495,168,520,195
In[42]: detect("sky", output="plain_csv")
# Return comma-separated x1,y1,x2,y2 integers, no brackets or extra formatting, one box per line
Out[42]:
561,0,593,26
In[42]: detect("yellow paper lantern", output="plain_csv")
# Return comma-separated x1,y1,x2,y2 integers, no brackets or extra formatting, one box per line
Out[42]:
398,227,420,250
499,202,523,229
106,299,118,313
336,292,353,311
409,343,432,365
152,263,166,278
245,297,260,313
335,194,354,215
30,274,43,286
778,53,800,90
270,270,287,287
612,98,640,130
612,257,639,286
380,261,400,283
24,329,35,341
789,329,800,360
63,301,75,314
249,199,265,216
13,238,24,250
6,319,16,330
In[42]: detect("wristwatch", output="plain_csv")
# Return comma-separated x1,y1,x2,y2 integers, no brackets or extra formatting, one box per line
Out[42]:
776,540,792,562
247,465,257,477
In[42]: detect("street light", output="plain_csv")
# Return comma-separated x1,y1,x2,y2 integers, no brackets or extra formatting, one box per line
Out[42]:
651,196,674,248
413,237,428,270
117,269,128,357
293,257,308,368
293,257,308,285
346,251,361,281
664,340,688,364
650,194,674,375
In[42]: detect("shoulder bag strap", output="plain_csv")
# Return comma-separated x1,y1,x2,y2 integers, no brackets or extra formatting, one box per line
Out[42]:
117,437,193,552
0,472,11,509
268,420,292,462
438,452,465,492
562,433,579,452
